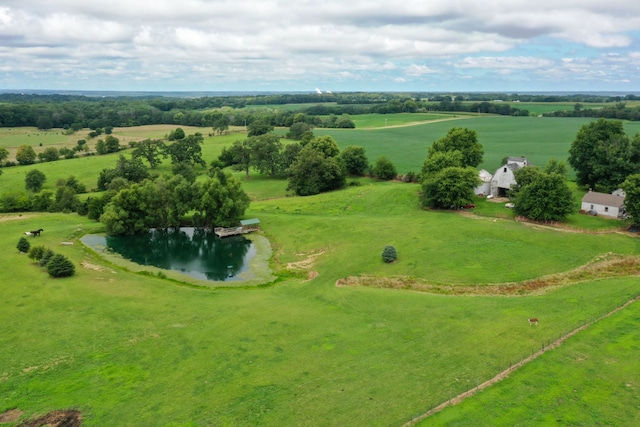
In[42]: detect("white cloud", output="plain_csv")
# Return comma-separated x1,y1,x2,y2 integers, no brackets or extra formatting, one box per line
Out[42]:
405,64,438,76
456,56,554,70
0,1,638,90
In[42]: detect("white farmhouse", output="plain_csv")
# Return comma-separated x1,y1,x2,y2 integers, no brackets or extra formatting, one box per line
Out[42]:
581,190,626,219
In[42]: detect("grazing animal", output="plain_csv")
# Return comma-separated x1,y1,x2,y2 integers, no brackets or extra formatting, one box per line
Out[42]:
528,318,539,326
25,228,44,237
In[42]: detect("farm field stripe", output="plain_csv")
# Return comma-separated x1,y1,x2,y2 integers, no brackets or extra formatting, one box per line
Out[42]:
401,294,640,426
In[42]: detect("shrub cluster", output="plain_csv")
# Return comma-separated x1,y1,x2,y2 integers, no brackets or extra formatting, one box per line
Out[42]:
20,240,76,278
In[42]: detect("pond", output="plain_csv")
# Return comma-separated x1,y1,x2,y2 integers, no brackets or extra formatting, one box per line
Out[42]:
82,227,257,282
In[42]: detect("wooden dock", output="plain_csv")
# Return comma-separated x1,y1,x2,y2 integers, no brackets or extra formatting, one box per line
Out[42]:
214,226,252,238
214,218,261,238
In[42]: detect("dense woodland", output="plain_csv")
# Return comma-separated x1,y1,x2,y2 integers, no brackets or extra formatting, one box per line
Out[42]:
2,92,640,130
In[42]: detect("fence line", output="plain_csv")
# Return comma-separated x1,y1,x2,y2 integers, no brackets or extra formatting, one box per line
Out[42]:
514,216,630,235
401,292,640,426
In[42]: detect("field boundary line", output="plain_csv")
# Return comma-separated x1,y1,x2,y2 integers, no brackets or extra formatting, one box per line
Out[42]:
401,294,640,426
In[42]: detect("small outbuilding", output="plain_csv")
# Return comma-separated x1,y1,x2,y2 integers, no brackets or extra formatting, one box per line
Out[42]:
474,169,493,196
581,190,626,219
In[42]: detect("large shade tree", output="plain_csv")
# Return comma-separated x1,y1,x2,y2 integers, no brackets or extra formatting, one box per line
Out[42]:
427,127,484,168
512,171,574,221
340,145,368,176
132,139,166,168
420,167,480,209
568,118,640,191
287,144,345,196
196,170,251,228
165,132,206,167
621,174,640,227
248,133,283,176
101,171,250,235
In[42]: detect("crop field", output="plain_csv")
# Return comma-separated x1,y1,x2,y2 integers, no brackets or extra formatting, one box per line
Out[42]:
1,116,640,426
315,116,592,174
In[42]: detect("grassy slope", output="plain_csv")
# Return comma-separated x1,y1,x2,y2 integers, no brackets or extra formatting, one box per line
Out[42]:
1,183,639,425
424,298,640,426
2,118,640,426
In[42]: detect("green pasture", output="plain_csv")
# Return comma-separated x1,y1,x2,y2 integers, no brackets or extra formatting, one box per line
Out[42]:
2,119,640,425
247,183,639,284
2,182,640,426
425,296,640,426
0,130,242,193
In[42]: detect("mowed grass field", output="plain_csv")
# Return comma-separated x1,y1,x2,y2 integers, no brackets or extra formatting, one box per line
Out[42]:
1,116,640,426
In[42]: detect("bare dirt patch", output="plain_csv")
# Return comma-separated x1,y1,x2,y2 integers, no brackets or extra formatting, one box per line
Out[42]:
337,253,640,296
81,260,114,273
0,409,23,423
286,250,325,270
286,250,325,282
0,214,34,223
16,410,82,427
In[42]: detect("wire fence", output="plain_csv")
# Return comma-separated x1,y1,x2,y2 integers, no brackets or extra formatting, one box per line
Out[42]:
401,292,640,426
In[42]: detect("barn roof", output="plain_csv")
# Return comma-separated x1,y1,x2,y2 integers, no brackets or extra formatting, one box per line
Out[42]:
581,191,625,208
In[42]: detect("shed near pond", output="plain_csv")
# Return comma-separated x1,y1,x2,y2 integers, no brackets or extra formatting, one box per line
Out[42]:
214,218,261,237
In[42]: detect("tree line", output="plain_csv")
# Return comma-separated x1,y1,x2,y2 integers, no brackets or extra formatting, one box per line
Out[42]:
543,102,640,121
5,117,640,234
2,91,639,131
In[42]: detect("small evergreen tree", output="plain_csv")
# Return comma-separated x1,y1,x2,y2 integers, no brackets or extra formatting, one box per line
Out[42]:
39,249,56,267
382,245,398,263
17,236,30,253
46,254,76,278
28,245,47,260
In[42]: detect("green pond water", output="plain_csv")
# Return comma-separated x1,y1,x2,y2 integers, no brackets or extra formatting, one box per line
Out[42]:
82,227,255,281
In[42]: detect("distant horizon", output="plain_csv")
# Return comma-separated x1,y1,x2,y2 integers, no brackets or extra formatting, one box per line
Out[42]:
2,88,640,98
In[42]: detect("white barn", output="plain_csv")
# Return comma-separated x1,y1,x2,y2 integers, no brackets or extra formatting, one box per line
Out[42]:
581,190,626,219
490,157,530,197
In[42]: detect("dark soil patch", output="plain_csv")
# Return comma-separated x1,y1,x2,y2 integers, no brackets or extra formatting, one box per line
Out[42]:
16,410,82,427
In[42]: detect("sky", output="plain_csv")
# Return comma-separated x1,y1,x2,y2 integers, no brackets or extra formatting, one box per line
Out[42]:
1,1,640,93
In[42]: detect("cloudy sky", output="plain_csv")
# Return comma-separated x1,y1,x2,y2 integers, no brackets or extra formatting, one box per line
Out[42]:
1,0,639,93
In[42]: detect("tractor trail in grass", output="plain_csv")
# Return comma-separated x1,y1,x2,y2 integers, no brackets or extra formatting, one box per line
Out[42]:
401,294,640,426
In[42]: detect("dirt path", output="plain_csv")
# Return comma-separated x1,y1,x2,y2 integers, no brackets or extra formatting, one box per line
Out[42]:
360,115,473,130
401,294,640,426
